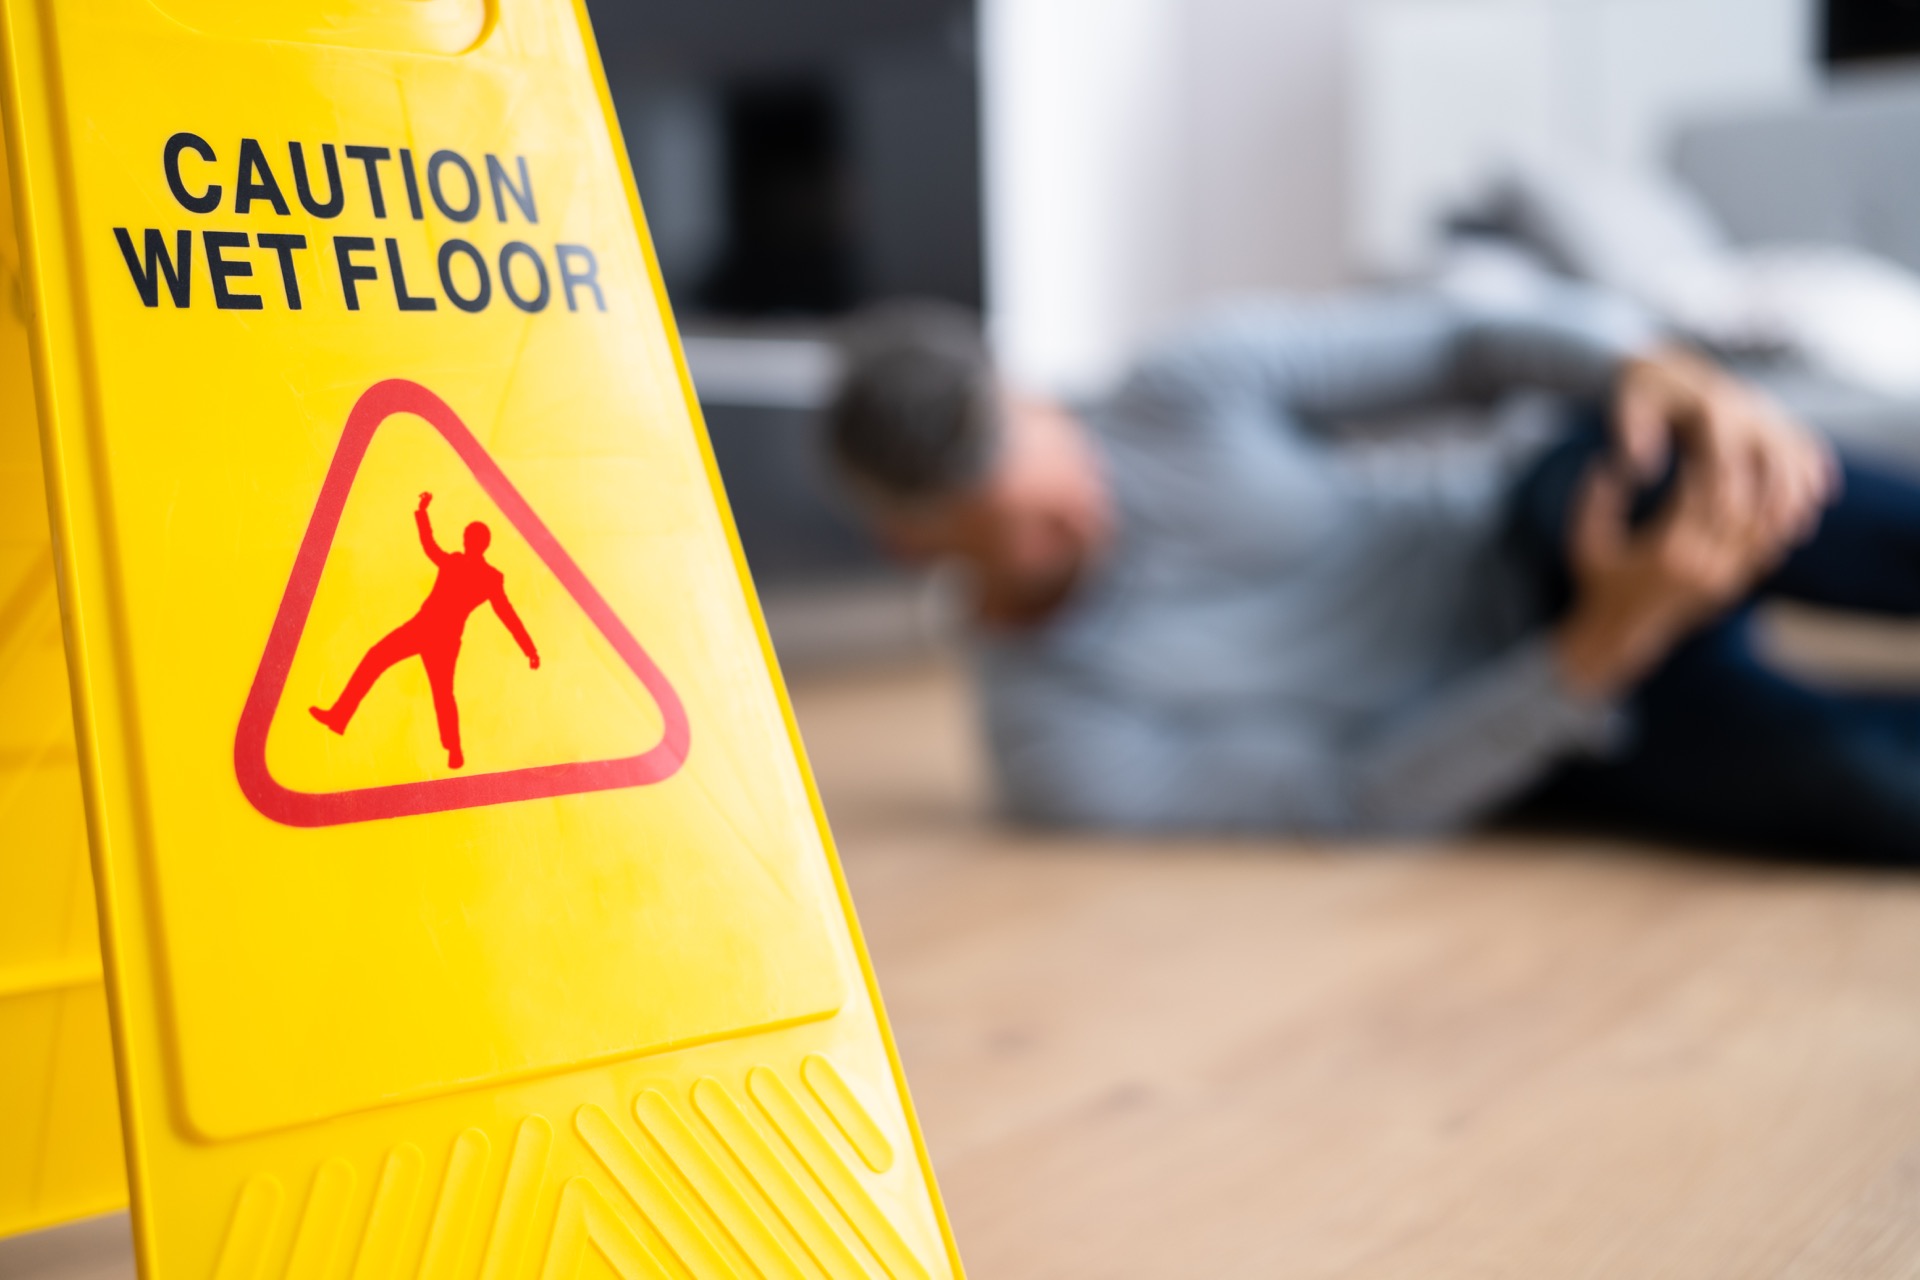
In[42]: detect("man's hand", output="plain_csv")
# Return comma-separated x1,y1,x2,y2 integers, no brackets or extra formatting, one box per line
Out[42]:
529,652,541,671
418,491,433,513
1614,347,1836,550
1554,457,1793,699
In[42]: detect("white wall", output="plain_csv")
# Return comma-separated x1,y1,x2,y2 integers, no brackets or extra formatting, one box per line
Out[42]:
983,0,1821,396
980,0,1187,395
1183,0,1353,301
981,0,1354,395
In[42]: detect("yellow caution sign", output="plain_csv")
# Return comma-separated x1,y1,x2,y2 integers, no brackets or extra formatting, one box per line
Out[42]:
0,1,962,1275
0,137,127,1238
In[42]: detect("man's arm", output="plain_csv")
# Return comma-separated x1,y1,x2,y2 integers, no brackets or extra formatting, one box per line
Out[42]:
1138,295,1834,550
415,492,450,565
489,585,539,668
1337,638,1616,833
1344,390,1812,833
1125,282,1656,426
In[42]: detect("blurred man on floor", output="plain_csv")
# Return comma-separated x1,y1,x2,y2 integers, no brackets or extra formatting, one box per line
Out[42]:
827,289,1920,860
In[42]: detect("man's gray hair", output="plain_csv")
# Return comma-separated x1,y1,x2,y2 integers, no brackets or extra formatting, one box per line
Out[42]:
825,301,1000,505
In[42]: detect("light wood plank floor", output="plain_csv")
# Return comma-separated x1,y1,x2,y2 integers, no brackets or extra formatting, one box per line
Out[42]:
10,644,1920,1279
797,657,1920,1278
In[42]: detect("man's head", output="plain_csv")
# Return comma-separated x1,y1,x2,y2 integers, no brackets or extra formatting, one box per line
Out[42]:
464,521,491,555
827,303,1113,626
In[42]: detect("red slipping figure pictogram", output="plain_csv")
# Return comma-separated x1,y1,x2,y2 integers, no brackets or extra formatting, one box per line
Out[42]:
310,492,540,769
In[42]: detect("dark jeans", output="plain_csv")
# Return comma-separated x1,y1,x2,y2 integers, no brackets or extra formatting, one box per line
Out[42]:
1508,412,1920,864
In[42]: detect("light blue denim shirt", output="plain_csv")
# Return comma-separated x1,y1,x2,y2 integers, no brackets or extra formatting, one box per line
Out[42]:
978,286,1653,834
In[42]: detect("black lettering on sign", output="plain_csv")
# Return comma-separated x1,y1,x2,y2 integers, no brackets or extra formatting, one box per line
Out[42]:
256,233,308,309
498,241,549,312
555,245,604,312
235,140,290,216
385,238,437,312
486,154,537,223
437,239,490,313
344,145,392,219
113,227,192,306
163,133,220,215
397,148,425,221
289,142,344,219
428,150,480,223
203,231,261,309
333,235,378,310
127,135,605,317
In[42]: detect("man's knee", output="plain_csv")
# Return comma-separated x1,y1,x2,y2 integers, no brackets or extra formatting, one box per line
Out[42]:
1504,404,1614,616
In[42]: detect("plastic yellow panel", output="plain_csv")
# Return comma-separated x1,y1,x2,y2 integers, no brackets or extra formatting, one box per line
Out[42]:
0,0,961,1275
0,125,127,1239
146,0,490,56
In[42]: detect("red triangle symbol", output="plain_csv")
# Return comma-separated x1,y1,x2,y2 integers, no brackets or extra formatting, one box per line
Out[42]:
234,379,691,827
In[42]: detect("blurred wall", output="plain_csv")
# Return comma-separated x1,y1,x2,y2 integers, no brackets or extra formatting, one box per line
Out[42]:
1352,0,1816,275
982,0,1352,396
984,0,1827,397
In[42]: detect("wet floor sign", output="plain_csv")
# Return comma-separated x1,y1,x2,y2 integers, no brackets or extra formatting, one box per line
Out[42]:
0,2,963,1276
0,133,126,1239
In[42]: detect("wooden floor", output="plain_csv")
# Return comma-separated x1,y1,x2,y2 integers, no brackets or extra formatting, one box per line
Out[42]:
12,644,1920,1278
796,657,1920,1278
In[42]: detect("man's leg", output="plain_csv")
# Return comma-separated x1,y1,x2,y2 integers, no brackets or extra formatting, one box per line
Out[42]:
1506,414,1920,861
1760,458,1920,612
312,624,420,732
1526,615,1920,862
1512,410,1920,617
423,644,463,769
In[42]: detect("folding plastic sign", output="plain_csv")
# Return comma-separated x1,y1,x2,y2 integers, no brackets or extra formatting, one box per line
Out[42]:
0,0,963,1276
0,130,126,1242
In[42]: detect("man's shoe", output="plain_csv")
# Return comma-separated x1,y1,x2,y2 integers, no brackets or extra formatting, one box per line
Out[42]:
309,705,345,734
448,747,464,770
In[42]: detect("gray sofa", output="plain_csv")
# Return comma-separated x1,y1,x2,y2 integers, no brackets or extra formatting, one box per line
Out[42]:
1673,76,1920,463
